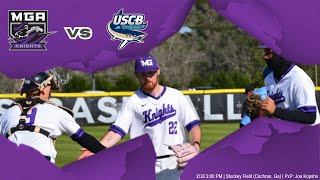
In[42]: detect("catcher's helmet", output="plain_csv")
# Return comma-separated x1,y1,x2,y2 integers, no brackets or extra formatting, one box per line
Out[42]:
20,69,66,95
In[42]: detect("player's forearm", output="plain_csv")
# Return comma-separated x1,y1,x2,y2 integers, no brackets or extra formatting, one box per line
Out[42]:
100,131,122,148
273,107,316,124
189,125,201,151
71,132,106,153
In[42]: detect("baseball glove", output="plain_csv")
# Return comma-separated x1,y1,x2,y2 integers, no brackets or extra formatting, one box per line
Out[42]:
244,93,270,120
168,143,199,168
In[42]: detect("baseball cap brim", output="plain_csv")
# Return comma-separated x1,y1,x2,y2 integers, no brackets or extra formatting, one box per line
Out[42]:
135,67,159,73
256,45,269,49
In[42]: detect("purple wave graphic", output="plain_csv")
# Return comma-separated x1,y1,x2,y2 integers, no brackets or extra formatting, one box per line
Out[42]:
209,0,320,65
13,33,47,44
0,0,195,78
13,22,29,31
0,136,70,180
181,118,320,180
0,134,155,180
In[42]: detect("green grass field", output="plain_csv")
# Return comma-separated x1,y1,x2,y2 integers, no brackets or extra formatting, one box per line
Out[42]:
55,122,239,167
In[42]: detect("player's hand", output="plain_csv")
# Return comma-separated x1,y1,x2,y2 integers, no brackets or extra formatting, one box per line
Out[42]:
192,142,200,153
169,143,199,170
260,96,276,115
78,150,94,160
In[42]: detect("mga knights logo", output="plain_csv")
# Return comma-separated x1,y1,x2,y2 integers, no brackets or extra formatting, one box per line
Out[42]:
8,10,55,50
106,9,148,50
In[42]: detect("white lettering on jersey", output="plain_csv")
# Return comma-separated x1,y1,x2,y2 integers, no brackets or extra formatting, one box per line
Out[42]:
142,103,176,127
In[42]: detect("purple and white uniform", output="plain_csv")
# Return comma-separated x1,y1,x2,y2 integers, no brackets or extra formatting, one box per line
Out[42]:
265,64,320,125
0,102,84,163
110,86,200,178
111,86,199,156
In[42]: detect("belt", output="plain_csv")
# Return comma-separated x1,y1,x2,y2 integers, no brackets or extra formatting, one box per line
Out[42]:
157,155,174,159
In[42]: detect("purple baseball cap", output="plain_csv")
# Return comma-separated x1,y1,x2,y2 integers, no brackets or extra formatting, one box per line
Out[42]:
135,55,159,72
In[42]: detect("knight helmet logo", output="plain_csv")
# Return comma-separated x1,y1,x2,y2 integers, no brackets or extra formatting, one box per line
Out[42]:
8,10,56,50
106,9,148,50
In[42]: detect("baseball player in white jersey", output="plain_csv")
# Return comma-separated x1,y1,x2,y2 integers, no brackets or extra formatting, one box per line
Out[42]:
79,55,201,179
257,46,320,125
0,69,106,163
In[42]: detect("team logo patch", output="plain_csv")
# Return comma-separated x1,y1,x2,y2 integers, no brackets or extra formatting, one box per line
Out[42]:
140,59,153,66
106,9,148,50
8,10,55,50
270,89,285,105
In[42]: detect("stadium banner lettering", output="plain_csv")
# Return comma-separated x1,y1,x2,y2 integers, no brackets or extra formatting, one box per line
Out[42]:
2,92,320,125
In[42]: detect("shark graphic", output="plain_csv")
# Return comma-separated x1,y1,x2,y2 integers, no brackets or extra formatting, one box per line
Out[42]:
106,9,148,50
107,22,147,49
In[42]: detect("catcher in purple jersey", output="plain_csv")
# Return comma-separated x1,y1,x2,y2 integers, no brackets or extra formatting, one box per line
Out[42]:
79,55,201,180
0,69,107,163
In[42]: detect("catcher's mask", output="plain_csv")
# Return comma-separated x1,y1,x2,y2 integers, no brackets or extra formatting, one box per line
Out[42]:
20,69,66,96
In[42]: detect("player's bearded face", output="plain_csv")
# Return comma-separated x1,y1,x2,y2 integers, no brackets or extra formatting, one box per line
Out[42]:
137,71,158,91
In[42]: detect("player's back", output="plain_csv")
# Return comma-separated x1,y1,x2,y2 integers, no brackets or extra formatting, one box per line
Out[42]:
0,102,75,161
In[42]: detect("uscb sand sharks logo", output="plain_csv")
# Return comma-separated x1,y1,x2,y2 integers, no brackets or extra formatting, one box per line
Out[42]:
107,9,148,50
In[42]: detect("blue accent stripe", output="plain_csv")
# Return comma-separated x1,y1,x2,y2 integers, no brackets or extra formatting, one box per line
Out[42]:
109,125,126,138
298,106,317,113
144,111,176,128
73,128,85,139
140,86,167,100
186,120,200,132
